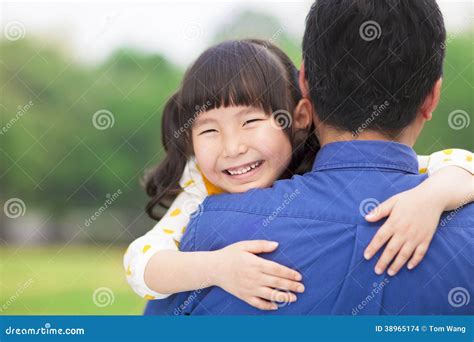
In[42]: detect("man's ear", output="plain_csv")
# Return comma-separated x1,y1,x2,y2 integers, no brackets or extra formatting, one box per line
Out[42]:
299,61,310,99
293,98,313,130
420,78,442,121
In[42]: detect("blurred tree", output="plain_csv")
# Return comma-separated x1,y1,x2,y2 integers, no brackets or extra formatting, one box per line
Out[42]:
1,38,182,241
213,10,302,65
415,33,474,153
0,15,472,243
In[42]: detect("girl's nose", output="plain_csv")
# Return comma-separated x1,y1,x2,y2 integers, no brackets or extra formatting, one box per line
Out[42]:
222,135,248,158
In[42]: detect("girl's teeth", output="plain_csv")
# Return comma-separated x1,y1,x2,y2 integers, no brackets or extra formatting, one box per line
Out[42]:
227,161,261,175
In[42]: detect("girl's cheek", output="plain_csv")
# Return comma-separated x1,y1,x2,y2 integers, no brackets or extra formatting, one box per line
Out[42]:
194,139,220,174
192,138,206,163
255,123,292,159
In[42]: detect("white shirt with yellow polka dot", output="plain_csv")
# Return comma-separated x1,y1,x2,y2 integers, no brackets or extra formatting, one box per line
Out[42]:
124,149,473,300
123,157,209,300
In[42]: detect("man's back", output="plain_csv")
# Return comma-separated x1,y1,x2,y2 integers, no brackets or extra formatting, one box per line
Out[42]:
145,141,473,315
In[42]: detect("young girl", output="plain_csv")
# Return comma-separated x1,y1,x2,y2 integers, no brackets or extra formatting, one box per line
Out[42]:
124,39,473,310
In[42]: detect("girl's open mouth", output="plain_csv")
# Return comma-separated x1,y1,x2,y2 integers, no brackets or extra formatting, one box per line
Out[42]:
222,160,264,179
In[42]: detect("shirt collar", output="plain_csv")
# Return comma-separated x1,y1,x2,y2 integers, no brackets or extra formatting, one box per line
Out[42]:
312,140,419,174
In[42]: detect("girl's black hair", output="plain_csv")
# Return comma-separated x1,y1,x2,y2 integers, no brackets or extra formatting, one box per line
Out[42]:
144,39,319,220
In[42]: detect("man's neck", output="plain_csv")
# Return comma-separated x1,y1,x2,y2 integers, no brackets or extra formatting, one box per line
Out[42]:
315,125,414,147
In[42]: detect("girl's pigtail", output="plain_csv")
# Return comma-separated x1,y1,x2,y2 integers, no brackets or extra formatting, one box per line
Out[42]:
143,92,190,220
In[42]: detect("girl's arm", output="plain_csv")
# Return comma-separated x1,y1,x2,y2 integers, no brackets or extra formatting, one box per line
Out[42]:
145,240,304,310
125,177,304,309
123,189,195,300
363,148,473,276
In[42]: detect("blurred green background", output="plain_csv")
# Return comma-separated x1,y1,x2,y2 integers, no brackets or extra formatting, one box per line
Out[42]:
0,6,473,315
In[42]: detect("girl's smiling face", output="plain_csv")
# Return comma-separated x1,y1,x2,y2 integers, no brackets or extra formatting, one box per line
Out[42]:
192,105,293,193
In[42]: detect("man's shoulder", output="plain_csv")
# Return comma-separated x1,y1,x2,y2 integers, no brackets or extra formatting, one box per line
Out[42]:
201,174,310,217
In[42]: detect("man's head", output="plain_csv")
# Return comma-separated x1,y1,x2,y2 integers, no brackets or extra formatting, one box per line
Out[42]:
300,0,446,145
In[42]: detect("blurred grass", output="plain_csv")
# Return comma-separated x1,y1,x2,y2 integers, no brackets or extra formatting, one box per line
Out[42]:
0,245,145,315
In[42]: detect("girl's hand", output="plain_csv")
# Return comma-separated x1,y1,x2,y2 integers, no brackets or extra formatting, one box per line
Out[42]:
211,240,304,310
363,187,444,276
363,166,473,276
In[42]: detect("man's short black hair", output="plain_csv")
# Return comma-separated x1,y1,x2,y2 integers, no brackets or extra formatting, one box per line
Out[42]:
303,0,446,136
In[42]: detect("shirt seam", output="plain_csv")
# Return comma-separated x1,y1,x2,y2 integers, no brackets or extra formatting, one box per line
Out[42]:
197,207,367,226
313,163,418,174
196,207,474,228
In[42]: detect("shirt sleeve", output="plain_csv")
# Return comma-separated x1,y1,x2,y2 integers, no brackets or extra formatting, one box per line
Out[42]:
123,158,208,300
417,149,473,175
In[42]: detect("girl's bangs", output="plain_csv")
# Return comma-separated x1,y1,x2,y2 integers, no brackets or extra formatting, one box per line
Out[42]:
178,40,291,122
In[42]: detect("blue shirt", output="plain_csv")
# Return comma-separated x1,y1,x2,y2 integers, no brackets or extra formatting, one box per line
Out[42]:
145,141,474,315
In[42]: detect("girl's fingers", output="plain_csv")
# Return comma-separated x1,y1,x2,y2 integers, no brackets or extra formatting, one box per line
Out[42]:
237,240,279,254
261,274,305,293
365,195,397,222
364,224,393,260
247,296,278,311
374,237,404,275
261,259,302,281
257,287,297,305
387,243,416,276
407,243,430,270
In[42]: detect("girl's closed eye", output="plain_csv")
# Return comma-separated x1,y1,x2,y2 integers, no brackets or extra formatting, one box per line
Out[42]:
243,118,265,127
199,128,218,135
